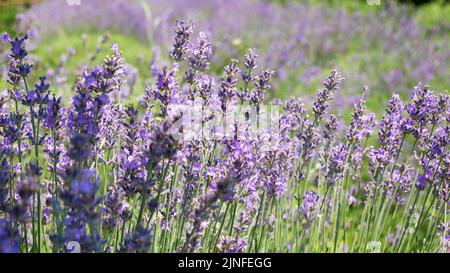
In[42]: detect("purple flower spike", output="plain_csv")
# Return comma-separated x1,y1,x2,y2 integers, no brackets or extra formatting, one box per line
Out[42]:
189,31,212,71
301,190,320,228
415,173,426,191
170,19,194,62
1,32,9,43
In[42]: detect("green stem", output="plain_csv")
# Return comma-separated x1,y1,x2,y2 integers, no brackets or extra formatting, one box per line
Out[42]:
248,192,265,252
396,190,420,252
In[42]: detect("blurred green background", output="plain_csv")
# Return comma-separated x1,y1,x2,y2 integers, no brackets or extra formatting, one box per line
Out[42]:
0,0,448,121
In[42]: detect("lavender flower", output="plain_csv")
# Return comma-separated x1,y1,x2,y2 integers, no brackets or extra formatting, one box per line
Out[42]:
312,70,343,122
68,80,96,138
323,114,338,142
346,98,367,143
403,83,439,137
299,121,321,162
243,48,258,83
170,19,193,62
7,34,32,85
218,59,239,113
118,105,145,196
415,173,426,191
301,190,320,227
195,74,215,103
0,157,11,212
217,235,246,253
120,225,152,253
0,218,19,253
12,163,41,223
189,32,212,71
1,32,9,43
43,95,63,131
238,48,258,102
183,175,236,252
250,69,274,114
147,64,180,117
21,76,50,106
371,94,404,168
102,185,131,231
326,144,348,186
145,119,178,168
261,150,290,199
58,129,103,252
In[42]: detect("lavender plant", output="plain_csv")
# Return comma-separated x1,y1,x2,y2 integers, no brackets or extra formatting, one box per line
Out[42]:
12,0,450,108
0,19,448,254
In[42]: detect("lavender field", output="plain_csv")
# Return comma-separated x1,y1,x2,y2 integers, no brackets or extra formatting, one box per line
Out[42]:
0,0,448,253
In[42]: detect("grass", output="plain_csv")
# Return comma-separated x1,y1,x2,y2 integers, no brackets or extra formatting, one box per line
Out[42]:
0,4,24,37
1,30,153,101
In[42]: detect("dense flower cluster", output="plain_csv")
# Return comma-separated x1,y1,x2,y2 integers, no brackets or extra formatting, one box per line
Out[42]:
0,18,448,254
